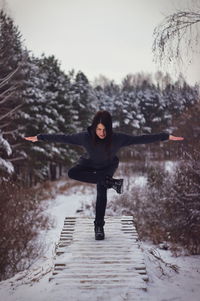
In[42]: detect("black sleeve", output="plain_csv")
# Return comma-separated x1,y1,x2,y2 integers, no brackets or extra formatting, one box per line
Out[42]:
117,132,170,148
37,132,86,146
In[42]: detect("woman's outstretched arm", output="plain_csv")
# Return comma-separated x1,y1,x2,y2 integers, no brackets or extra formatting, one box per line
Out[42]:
23,132,86,146
117,132,184,148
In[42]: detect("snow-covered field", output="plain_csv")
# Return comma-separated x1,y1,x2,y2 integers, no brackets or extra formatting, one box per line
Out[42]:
0,174,200,301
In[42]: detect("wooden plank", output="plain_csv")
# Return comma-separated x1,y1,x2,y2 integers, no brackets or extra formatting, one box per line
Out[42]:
49,216,148,298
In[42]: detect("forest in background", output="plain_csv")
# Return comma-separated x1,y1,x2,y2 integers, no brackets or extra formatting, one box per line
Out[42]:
0,10,200,280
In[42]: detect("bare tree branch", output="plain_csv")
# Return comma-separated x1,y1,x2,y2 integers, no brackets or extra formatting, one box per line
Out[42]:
0,86,17,99
0,65,20,89
12,143,24,149
153,6,200,70
8,156,25,162
0,122,11,129
3,129,18,135
0,103,23,121
0,90,16,105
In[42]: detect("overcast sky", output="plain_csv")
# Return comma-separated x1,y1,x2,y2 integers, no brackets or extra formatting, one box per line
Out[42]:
3,0,200,85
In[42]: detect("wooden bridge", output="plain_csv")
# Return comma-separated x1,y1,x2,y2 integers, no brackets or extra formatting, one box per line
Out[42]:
49,216,148,300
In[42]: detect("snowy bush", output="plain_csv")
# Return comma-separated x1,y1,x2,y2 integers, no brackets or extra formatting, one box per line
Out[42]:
138,156,200,254
110,155,200,255
0,180,50,281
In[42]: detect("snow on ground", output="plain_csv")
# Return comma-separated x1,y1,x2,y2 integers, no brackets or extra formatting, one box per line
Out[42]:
0,170,200,301
141,241,200,301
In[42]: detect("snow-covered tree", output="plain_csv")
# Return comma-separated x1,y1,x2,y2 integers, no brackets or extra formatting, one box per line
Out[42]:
0,68,20,177
69,71,96,131
0,132,13,176
0,10,26,178
21,55,79,182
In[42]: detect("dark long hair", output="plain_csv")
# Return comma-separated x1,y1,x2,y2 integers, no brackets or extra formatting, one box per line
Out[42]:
90,110,113,156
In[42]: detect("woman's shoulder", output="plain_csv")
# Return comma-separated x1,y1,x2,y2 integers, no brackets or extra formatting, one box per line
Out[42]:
112,131,126,144
112,131,126,138
82,130,91,142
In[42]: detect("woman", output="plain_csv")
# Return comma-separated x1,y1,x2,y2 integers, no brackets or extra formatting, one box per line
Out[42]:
24,110,184,240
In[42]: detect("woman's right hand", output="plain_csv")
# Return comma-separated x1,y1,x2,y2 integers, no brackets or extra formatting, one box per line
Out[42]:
24,136,38,142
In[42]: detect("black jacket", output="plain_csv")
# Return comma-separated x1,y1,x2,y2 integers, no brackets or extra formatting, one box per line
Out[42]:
37,127,169,168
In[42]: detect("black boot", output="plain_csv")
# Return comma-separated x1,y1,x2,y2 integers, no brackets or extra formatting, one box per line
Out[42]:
94,221,105,240
105,175,124,194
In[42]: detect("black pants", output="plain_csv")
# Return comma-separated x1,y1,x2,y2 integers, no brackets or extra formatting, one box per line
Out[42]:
68,157,119,225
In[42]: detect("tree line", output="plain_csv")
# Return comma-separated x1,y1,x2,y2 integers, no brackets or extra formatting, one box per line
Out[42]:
0,10,199,186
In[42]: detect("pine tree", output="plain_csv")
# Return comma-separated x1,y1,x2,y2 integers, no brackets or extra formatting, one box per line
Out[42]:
31,55,77,181
70,71,96,131
0,10,26,178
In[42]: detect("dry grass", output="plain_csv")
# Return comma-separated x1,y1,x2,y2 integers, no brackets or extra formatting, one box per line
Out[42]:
0,180,50,280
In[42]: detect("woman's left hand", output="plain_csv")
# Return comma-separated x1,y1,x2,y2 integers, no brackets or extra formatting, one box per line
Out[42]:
169,135,184,141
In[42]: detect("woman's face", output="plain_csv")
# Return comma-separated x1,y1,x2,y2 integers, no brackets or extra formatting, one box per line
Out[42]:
96,123,106,139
